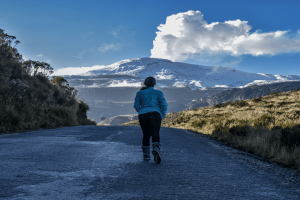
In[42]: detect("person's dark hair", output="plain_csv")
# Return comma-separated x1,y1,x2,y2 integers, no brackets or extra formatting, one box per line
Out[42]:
140,76,156,90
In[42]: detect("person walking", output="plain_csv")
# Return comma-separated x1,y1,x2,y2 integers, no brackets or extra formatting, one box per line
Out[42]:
134,76,168,163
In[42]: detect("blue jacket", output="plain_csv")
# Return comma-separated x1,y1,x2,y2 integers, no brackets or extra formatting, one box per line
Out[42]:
134,87,168,118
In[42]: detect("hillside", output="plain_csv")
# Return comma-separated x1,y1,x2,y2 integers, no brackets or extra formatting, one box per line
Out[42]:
0,29,95,134
174,88,300,170
123,88,300,171
187,81,300,109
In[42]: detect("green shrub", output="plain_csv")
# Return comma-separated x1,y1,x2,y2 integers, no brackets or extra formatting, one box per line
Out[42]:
280,126,300,149
214,124,230,134
229,125,251,137
174,115,190,124
252,114,275,127
252,97,262,103
213,102,231,108
278,101,295,107
230,100,249,108
76,100,95,125
191,120,206,128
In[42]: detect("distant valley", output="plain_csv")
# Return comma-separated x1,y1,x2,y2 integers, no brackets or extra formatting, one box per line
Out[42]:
76,87,226,123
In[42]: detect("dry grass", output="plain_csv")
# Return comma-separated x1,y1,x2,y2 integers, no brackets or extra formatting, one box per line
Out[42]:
170,90,300,133
123,89,300,171
168,89,300,171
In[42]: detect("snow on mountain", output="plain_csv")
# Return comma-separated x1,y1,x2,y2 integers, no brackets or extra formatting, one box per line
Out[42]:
66,58,300,89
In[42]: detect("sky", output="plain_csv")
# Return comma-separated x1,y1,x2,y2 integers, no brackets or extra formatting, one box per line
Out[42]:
1,0,300,76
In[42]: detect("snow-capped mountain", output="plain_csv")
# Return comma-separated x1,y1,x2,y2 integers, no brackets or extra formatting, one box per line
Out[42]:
65,58,300,90
62,58,300,123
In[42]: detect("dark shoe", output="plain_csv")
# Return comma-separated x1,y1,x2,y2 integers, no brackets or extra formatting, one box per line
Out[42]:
144,155,151,160
152,142,161,163
141,146,151,160
152,149,161,163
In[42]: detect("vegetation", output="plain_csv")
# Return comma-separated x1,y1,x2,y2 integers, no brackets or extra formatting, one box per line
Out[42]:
171,89,300,171
123,89,300,171
0,29,95,134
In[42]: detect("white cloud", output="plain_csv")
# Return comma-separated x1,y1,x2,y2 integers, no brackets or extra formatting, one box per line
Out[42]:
82,31,94,38
74,44,122,58
109,26,124,38
22,55,29,61
110,31,119,38
53,65,106,76
37,54,43,57
98,43,122,52
75,48,95,58
150,10,300,61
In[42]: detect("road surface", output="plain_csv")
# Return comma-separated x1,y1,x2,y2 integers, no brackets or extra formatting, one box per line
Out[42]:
1,126,300,199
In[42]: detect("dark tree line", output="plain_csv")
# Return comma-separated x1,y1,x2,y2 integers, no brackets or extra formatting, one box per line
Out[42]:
1,28,54,78
0,28,95,134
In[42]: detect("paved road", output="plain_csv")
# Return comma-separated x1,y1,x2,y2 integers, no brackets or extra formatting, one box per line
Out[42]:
1,126,300,199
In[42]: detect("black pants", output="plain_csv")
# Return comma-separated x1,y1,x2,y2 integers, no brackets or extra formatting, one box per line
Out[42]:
138,112,162,146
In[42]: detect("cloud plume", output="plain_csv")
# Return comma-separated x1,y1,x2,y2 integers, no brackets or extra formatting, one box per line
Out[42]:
150,10,300,61
98,43,122,52
53,65,106,76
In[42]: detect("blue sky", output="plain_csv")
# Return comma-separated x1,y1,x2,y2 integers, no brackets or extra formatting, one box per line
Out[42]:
1,0,300,75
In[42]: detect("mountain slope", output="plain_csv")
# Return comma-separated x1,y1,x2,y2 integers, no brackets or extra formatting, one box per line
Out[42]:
168,88,300,172
61,57,300,123
187,81,300,109
64,58,300,89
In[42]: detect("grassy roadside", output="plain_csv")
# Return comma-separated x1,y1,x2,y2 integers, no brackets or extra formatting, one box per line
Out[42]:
123,89,300,172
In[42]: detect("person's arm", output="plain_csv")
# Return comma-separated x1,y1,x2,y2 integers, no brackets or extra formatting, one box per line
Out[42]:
158,91,168,118
133,93,141,112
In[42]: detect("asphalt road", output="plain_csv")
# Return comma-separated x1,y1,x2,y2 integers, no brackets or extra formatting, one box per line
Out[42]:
1,126,300,199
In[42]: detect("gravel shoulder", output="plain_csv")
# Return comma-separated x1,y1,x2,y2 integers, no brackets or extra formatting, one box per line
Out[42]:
1,126,300,199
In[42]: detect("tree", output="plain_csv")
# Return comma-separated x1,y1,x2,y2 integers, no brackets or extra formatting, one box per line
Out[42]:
50,76,77,98
1,29,53,78
0,29,22,85
0,29,21,61
22,60,54,77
